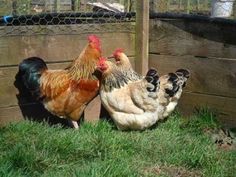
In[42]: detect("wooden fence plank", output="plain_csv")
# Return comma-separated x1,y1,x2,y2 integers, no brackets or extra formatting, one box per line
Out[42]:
178,92,236,128
84,96,101,123
0,28,135,66
149,19,236,59
149,54,236,98
0,106,24,127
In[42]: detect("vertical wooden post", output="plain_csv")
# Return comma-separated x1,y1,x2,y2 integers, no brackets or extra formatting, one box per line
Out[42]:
196,0,200,11
135,0,149,75
75,0,80,11
12,0,17,15
54,0,60,12
150,0,156,13
44,0,48,12
53,0,57,12
233,0,236,18
166,0,170,11
124,0,131,12
80,0,87,12
27,0,31,14
178,0,182,11
72,0,79,11
186,0,190,14
128,0,132,12
72,0,75,11
204,0,208,11
57,0,60,12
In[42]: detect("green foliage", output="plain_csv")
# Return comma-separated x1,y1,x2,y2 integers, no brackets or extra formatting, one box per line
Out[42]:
0,111,235,177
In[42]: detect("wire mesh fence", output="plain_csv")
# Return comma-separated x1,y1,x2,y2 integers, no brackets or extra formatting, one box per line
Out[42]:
0,0,136,36
0,0,236,37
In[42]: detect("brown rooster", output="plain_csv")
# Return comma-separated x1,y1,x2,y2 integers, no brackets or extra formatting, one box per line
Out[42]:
18,35,102,128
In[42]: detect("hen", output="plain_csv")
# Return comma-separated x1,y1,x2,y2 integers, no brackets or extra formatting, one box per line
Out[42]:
161,69,190,119
18,35,102,128
112,48,189,120
96,57,160,130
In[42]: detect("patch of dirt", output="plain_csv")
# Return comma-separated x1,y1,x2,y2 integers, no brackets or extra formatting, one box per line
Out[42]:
144,165,202,177
203,128,236,151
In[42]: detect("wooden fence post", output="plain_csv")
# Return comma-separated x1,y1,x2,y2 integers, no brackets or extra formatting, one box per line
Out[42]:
54,0,60,12
233,0,236,18
178,0,182,11
167,0,170,11
123,0,131,12
186,0,190,14
26,0,31,14
80,0,87,12
196,0,200,11
76,0,80,11
71,0,80,11
150,0,156,13
72,0,75,11
135,0,149,75
12,0,17,15
204,0,208,11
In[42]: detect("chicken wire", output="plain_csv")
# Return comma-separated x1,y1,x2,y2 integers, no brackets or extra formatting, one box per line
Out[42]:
1,0,235,37
0,0,136,36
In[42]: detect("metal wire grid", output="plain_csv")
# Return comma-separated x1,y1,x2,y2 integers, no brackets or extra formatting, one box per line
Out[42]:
0,1,235,37
0,0,136,36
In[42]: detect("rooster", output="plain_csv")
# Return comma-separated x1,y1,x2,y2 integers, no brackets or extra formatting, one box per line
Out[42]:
96,57,160,130
111,48,190,120
18,35,102,128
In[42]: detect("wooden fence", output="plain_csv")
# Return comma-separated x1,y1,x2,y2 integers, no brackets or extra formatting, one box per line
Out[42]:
149,17,236,127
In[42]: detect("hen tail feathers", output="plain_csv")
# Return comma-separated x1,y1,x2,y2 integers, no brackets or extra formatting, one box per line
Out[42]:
175,69,190,88
165,69,190,97
164,73,179,97
145,68,159,93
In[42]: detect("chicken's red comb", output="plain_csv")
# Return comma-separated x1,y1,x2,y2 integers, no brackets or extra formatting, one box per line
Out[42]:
98,57,107,64
113,48,124,57
88,34,100,44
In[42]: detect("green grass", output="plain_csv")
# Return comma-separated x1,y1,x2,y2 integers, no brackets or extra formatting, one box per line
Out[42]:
0,110,235,177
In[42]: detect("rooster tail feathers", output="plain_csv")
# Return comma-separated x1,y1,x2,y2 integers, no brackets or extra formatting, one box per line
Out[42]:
18,57,47,99
145,68,159,92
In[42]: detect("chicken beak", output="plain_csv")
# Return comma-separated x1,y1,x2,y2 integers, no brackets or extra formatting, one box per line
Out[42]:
107,56,115,60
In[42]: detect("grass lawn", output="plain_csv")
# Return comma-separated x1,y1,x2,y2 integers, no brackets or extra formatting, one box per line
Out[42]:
0,110,235,177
